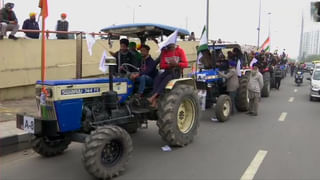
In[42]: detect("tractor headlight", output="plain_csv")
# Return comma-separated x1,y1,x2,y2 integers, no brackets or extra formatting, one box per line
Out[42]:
46,88,53,97
35,88,53,97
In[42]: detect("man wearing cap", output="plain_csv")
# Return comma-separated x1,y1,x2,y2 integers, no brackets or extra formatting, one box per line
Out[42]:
22,12,40,39
218,61,240,114
0,2,19,40
56,13,69,39
247,63,264,116
129,42,142,66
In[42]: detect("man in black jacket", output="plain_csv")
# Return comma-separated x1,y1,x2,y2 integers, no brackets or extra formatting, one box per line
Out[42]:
22,12,40,39
56,13,69,39
0,2,19,40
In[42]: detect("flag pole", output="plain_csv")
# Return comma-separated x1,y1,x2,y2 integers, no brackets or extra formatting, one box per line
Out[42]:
41,15,46,84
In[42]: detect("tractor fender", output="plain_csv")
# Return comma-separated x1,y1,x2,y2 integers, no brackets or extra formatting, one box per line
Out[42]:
165,78,197,90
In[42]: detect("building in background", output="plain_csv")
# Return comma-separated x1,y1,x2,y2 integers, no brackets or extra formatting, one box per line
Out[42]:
300,30,320,60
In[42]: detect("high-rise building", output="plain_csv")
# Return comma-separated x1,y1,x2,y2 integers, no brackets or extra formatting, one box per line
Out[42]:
300,31,320,59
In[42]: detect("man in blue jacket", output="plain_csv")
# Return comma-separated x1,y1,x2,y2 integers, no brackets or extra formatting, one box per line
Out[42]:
22,12,39,39
130,44,158,97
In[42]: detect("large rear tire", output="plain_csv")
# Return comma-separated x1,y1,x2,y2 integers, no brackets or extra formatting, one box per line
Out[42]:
261,72,271,97
82,125,133,179
157,84,200,147
215,95,232,122
32,135,71,157
236,76,249,111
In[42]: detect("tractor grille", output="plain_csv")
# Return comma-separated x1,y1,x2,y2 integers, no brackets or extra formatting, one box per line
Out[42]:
36,98,57,120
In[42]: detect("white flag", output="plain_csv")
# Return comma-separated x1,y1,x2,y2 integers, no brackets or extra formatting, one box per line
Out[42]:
99,51,108,73
158,30,178,51
86,34,96,56
250,58,258,68
236,59,242,77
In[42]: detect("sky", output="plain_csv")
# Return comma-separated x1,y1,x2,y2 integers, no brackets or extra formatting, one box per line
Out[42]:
3,0,320,58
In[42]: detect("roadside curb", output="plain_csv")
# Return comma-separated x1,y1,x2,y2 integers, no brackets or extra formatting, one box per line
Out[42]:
0,133,31,156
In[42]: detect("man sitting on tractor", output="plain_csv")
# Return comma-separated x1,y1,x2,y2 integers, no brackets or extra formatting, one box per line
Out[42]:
147,43,188,108
130,44,158,97
109,38,141,75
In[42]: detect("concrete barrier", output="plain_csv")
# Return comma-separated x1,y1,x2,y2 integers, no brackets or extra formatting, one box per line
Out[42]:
0,39,198,101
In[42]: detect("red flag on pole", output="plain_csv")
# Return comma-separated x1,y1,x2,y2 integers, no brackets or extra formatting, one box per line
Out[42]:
39,0,48,18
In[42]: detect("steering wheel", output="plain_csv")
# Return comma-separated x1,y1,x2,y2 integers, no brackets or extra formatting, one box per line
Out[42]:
120,63,140,74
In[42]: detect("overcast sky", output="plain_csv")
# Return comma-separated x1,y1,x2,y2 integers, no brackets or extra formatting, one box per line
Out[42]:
4,0,320,58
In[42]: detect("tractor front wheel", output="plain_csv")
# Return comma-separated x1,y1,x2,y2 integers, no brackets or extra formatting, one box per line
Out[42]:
215,95,232,122
32,135,71,157
82,125,133,179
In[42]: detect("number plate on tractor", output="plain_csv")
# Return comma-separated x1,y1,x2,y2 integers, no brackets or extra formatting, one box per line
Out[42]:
23,116,35,134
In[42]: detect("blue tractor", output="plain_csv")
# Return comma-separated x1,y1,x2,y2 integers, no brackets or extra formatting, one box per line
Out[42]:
16,24,200,179
192,43,250,121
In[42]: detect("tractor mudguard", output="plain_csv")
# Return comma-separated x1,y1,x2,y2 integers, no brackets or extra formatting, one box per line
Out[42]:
165,78,197,90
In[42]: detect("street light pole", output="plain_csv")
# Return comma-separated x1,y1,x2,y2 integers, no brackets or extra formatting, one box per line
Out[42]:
206,0,209,40
133,8,135,23
268,12,271,37
257,0,262,49
132,5,141,24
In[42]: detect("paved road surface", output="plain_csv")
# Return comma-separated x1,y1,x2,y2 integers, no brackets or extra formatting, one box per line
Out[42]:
1,75,320,180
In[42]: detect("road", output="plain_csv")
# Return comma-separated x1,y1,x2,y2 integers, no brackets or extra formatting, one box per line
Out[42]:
1,75,320,180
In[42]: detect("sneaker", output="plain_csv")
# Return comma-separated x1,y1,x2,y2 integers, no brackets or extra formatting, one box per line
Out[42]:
0,35,3,40
8,35,18,40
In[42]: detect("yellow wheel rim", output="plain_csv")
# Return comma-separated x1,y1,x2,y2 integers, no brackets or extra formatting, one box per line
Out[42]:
223,100,231,117
177,98,196,134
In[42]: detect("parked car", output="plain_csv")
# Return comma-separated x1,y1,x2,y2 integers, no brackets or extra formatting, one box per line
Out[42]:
307,69,320,101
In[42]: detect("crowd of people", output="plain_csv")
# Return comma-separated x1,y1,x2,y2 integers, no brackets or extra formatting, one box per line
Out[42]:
108,38,189,108
0,2,69,40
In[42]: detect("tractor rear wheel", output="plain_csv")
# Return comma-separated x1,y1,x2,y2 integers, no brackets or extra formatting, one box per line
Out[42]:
157,84,200,147
261,72,271,97
236,76,249,112
82,125,133,179
32,135,71,157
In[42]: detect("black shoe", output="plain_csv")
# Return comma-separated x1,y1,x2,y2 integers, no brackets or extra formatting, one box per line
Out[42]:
246,112,253,115
8,35,18,40
249,113,258,116
0,35,3,40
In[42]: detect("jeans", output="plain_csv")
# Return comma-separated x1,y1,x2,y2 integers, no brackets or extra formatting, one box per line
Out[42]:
136,75,153,94
229,91,237,114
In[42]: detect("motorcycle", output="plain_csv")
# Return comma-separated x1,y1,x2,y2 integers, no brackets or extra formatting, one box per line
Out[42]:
295,70,304,86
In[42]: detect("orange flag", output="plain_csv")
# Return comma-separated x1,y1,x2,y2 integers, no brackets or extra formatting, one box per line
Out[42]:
39,0,48,18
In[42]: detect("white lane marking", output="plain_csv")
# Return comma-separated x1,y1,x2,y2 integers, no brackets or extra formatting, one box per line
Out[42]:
278,112,288,122
294,89,298,93
240,150,268,180
288,97,295,102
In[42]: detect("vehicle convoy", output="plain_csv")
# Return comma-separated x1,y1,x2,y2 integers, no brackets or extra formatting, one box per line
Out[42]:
193,43,250,122
16,23,201,179
307,69,320,101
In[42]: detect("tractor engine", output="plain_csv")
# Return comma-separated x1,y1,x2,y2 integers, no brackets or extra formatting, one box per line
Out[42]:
82,92,132,132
